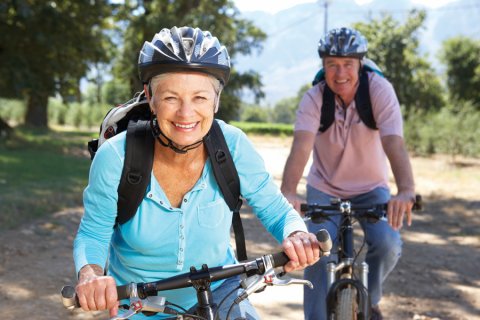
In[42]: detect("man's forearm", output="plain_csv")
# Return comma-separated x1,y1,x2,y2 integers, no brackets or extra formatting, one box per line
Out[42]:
382,135,415,195
281,155,307,194
281,131,315,195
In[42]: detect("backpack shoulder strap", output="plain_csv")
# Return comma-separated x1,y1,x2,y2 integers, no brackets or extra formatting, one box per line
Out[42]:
117,119,154,225
319,82,336,133
320,70,378,132
204,120,247,261
355,70,377,130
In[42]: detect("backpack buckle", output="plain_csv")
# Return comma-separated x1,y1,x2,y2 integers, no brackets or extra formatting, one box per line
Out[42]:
215,150,227,164
127,172,143,185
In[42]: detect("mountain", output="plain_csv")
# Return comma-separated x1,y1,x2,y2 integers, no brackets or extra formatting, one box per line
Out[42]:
235,0,480,105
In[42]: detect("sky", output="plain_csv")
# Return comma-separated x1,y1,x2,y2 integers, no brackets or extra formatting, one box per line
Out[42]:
234,0,461,14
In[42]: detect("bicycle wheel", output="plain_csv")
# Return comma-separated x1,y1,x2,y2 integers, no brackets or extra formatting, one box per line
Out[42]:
335,287,358,320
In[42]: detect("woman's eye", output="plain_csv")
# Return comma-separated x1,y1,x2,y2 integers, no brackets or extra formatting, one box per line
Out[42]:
164,97,177,102
195,96,208,102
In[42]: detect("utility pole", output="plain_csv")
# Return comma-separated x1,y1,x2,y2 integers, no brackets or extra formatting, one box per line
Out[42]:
323,0,331,35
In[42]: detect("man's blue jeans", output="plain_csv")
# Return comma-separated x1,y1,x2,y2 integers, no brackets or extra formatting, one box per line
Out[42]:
303,186,402,320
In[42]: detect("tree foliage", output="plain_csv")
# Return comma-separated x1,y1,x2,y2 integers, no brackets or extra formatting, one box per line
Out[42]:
354,10,445,116
439,37,480,106
0,0,115,127
113,0,266,122
272,83,311,124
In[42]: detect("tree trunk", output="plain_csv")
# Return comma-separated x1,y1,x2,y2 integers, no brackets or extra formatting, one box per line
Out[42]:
25,91,49,128
0,117,13,139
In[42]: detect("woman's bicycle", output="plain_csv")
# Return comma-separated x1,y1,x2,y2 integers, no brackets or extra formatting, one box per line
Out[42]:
301,195,422,320
61,229,331,320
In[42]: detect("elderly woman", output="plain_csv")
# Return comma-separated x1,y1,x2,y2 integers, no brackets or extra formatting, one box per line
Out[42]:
73,26,321,319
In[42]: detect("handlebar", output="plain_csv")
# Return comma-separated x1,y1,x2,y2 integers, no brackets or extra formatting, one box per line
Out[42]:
61,229,332,319
61,251,290,310
301,194,423,222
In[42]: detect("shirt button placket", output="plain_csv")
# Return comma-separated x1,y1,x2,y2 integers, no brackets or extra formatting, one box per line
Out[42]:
178,214,185,266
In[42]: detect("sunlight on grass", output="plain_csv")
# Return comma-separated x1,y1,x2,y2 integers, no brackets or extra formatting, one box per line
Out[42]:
0,127,92,230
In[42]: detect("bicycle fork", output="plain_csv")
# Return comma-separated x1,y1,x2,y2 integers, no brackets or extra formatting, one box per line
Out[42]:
326,211,371,319
326,260,369,291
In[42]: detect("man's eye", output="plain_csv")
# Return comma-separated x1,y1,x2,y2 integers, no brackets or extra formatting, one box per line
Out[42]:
195,96,207,101
165,97,177,102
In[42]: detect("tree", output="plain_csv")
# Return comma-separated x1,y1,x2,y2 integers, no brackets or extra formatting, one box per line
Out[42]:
113,0,266,122
241,104,269,123
272,83,311,124
354,10,445,115
439,37,480,106
101,79,132,106
0,1,115,127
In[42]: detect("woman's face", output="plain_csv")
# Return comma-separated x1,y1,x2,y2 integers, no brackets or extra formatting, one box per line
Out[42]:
323,56,361,103
149,72,219,147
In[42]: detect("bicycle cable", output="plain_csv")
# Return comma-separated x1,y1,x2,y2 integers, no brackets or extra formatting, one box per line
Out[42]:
214,284,241,320
225,299,237,320
165,301,188,313
350,216,367,281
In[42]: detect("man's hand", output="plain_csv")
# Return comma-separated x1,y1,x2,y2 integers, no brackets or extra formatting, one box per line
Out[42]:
283,192,304,214
387,191,415,230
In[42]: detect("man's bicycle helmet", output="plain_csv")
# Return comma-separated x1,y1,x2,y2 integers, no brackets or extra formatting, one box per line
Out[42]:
318,27,368,59
138,26,231,85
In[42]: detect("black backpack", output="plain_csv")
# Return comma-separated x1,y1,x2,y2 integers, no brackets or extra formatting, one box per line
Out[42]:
312,60,384,132
88,92,248,261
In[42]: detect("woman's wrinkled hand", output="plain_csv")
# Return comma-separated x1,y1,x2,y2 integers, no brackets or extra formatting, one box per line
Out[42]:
282,231,321,272
76,264,119,317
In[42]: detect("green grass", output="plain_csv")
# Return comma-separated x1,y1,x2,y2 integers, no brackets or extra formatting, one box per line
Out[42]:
0,122,291,230
230,121,293,136
0,127,95,230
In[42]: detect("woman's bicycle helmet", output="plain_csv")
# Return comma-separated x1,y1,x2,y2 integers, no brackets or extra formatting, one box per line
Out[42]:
138,26,231,85
318,27,368,59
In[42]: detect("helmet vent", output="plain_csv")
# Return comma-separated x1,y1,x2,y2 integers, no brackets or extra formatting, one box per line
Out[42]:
183,38,194,60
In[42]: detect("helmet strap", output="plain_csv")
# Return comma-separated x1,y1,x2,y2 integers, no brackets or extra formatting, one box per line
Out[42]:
150,116,203,154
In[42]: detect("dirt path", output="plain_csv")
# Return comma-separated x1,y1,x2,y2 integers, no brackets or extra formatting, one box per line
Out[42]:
0,136,479,319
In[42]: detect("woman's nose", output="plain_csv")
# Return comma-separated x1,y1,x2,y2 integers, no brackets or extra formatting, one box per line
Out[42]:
177,101,195,116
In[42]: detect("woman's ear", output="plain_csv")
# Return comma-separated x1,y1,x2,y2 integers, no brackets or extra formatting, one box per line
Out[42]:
144,84,156,115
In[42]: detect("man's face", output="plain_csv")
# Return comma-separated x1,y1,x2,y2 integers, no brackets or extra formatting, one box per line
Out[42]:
323,56,361,102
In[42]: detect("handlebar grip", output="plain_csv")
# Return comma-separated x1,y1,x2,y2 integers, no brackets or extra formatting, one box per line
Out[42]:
61,285,80,309
413,194,423,211
300,203,309,212
270,252,290,268
61,284,132,310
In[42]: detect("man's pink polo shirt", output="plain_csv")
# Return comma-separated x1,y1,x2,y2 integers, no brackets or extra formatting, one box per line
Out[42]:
295,72,403,198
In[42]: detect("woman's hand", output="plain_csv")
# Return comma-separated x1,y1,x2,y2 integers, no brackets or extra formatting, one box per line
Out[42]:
282,231,321,272
76,264,119,317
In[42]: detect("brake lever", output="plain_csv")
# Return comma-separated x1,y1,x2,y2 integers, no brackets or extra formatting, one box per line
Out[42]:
266,273,313,289
110,308,138,320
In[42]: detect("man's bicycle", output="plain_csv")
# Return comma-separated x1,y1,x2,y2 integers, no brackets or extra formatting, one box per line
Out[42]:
61,230,331,320
301,195,422,320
